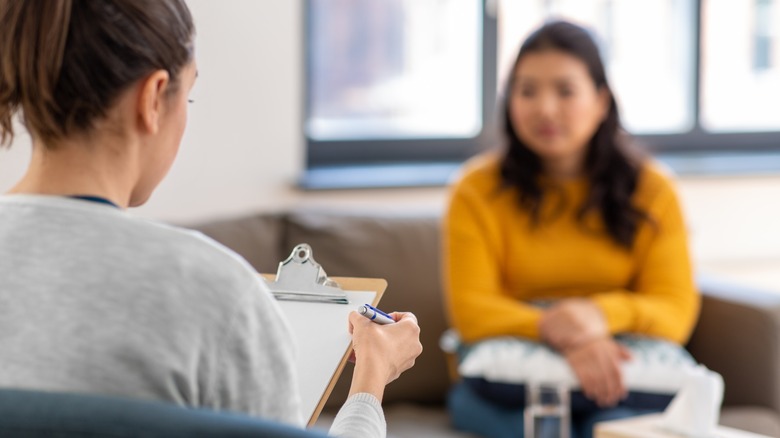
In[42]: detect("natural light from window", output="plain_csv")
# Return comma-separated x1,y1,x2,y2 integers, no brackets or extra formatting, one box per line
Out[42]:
701,0,780,132
306,0,483,141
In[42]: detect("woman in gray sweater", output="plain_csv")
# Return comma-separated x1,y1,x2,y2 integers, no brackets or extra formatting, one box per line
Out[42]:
0,1,422,437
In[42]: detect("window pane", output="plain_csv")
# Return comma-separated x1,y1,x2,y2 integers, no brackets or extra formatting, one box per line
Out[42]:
307,0,482,141
702,0,780,132
498,0,696,135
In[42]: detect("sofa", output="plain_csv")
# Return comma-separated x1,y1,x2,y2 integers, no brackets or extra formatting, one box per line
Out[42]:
189,208,780,437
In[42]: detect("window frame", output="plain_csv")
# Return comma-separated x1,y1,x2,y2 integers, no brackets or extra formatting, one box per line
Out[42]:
302,0,780,188
303,0,499,168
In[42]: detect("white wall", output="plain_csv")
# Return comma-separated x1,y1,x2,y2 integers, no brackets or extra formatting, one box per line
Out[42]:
147,0,305,221
0,0,455,223
0,0,307,223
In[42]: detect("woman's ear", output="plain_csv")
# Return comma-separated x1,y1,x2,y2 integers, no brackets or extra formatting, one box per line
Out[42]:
137,70,171,134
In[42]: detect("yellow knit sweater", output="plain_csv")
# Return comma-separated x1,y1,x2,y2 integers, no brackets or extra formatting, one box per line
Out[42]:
443,153,700,345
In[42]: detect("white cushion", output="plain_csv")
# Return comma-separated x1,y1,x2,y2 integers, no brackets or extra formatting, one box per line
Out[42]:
457,334,696,394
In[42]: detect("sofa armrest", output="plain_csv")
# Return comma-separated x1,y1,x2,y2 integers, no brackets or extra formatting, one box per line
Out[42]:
688,274,780,413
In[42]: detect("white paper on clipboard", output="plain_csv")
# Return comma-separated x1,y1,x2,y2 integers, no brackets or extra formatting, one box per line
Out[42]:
263,244,387,426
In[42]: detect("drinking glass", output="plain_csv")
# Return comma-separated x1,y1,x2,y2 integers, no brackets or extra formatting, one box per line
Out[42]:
524,382,570,438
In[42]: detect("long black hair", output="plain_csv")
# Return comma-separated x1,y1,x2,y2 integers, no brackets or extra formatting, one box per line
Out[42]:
499,20,647,249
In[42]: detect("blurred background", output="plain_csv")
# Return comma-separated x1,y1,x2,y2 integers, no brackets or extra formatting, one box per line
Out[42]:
0,0,778,292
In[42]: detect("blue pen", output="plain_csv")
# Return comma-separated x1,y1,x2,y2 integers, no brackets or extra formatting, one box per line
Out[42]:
358,304,395,325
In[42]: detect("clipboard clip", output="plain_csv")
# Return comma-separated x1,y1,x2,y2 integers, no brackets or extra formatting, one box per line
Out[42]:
266,243,349,304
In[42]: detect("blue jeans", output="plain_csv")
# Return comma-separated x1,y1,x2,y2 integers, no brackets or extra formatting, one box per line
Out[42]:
447,382,661,438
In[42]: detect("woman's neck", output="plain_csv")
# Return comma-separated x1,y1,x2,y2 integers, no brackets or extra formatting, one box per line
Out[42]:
7,138,140,209
542,152,586,181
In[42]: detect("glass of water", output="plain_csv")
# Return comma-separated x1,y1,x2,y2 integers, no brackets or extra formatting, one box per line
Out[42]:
524,382,570,438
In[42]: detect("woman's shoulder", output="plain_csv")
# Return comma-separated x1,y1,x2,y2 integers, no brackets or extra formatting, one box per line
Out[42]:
117,218,264,298
451,151,503,194
635,159,682,209
151,221,258,275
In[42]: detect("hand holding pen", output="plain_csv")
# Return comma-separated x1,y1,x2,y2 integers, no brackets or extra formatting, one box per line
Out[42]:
347,305,422,399
348,304,398,363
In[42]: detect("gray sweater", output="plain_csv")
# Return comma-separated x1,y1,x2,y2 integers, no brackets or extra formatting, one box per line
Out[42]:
0,195,384,437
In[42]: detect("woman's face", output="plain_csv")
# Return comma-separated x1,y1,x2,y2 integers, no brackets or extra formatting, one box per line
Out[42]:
509,49,609,170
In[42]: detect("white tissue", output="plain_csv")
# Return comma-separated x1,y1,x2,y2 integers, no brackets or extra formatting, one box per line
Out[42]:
659,364,724,437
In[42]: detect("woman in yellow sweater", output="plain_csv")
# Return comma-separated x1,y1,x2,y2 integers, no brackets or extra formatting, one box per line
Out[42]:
444,21,700,438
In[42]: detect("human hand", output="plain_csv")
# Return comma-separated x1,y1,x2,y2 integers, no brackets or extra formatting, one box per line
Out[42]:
347,311,423,400
539,298,608,351
564,337,631,407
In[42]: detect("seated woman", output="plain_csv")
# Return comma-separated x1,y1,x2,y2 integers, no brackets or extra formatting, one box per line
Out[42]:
0,1,421,437
443,20,700,438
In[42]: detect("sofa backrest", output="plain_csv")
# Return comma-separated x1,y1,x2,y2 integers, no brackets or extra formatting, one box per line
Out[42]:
191,208,451,408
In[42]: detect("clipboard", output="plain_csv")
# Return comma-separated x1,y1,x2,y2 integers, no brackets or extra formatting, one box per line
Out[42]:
261,244,387,427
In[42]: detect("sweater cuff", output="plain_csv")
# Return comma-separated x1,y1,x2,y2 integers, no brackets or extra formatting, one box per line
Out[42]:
524,309,543,340
345,392,382,409
328,393,386,438
590,292,636,335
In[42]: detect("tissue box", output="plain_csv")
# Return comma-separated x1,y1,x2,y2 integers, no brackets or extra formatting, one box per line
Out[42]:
594,413,770,438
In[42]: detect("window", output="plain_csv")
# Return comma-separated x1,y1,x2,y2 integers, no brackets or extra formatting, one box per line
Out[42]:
701,0,780,132
308,0,482,141
754,0,774,71
303,0,780,188
304,0,494,177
